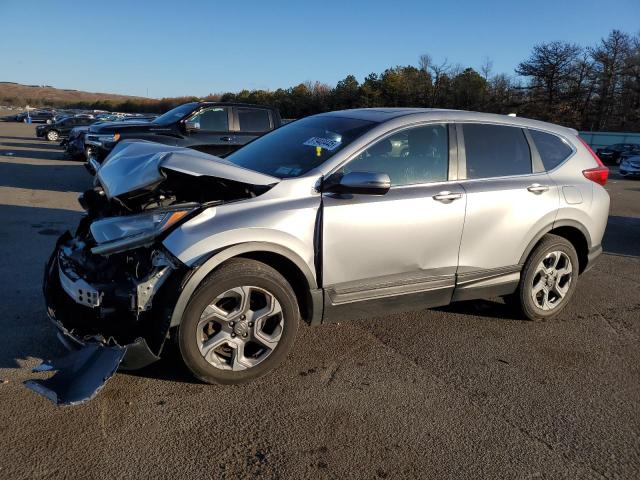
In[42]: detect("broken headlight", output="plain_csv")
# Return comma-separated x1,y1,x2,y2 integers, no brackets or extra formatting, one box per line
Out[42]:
90,208,194,255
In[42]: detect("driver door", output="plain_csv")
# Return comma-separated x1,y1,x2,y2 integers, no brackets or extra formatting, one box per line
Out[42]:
184,106,235,157
321,123,467,322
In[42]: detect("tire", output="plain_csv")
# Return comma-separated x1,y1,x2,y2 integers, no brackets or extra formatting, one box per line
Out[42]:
46,130,59,141
178,258,299,384
512,234,579,321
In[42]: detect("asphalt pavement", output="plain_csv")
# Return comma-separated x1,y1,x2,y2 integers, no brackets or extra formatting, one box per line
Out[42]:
0,120,638,479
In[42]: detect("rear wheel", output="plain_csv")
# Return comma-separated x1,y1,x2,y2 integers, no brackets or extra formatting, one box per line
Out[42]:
178,258,299,384
46,130,59,141
511,234,579,321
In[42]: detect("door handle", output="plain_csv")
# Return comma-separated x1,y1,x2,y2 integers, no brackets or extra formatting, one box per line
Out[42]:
527,183,549,194
220,136,233,142
433,191,463,202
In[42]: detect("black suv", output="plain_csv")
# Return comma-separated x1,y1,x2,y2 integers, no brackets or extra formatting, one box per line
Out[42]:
85,102,281,171
36,116,97,141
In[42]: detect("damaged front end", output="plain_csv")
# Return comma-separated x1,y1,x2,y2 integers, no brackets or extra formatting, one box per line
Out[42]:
27,141,278,405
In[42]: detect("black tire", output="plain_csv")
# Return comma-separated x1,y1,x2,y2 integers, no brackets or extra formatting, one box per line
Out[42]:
511,234,579,321
178,258,299,384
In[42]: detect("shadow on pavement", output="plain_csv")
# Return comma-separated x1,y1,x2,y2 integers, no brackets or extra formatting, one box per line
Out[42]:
1,141,64,150
122,343,200,385
0,149,64,161
0,159,90,192
0,204,81,369
603,215,640,257
0,135,36,141
435,298,529,321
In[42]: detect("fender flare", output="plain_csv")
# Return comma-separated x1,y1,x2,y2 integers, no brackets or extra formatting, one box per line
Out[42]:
169,242,317,327
518,219,592,265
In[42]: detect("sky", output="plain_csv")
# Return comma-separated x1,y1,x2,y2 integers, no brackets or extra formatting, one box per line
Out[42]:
1,0,639,98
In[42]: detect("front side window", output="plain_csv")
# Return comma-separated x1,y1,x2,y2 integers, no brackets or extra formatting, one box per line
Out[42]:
238,108,271,132
463,124,531,179
190,107,228,131
529,129,573,171
226,115,376,178
340,124,449,186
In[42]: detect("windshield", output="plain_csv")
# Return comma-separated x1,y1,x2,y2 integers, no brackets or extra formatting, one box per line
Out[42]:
226,115,376,178
152,102,198,126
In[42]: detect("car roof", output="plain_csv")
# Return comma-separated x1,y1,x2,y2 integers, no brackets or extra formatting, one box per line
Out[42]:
320,108,579,137
195,101,278,110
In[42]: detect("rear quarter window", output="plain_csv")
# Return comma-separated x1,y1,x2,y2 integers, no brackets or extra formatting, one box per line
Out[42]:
529,130,573,171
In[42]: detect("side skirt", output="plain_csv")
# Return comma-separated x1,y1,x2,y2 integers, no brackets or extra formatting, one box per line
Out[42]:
451,265,521,302
322,272,455,323
321,266,521,323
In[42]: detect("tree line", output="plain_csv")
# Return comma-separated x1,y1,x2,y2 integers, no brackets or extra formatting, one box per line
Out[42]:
8,29,639,132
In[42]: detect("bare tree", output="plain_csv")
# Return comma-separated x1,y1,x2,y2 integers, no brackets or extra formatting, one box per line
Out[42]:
480,56,493,80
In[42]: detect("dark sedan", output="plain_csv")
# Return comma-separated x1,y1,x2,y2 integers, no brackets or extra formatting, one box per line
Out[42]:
596,143,640,165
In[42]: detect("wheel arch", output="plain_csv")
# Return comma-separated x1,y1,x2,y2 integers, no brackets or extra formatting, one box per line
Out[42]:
170,242,321,328
519,220,591,274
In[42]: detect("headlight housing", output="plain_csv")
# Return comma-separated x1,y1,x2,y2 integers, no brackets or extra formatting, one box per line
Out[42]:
97,133,120,143
90,208,194,255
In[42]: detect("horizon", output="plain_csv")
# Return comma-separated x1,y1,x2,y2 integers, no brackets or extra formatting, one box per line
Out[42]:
2,0,639,98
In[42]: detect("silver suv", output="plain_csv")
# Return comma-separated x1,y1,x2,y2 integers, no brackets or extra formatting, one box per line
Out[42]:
36,109,610,404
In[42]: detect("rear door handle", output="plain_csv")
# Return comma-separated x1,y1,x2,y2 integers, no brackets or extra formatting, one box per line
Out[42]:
433,191,463,202
527,183,549,194
220,136,233,142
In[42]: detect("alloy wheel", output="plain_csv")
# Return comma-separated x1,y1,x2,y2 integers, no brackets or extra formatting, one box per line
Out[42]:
196,286,284,371
530,251,573,311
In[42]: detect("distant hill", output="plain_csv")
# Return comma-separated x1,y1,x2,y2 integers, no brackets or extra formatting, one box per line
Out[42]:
0,82,154,109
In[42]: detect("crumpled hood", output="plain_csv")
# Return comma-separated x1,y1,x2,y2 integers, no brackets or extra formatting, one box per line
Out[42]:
96,140,278,200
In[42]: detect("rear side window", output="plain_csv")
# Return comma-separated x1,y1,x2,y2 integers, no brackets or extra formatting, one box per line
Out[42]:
529,130,573,171
238,108,271,132
463,124,531,179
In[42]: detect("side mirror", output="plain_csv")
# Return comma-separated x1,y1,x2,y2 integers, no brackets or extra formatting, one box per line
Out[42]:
184,119,200,132
324,171,391,195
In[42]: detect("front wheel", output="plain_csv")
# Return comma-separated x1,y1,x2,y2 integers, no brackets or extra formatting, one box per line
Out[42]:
178,258,299,384
46,130,59,141
511,234,579,321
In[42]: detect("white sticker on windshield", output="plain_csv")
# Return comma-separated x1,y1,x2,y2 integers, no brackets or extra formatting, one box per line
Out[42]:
303,137,341,151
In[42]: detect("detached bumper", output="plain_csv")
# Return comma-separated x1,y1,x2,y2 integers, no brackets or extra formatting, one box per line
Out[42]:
26,232,180,406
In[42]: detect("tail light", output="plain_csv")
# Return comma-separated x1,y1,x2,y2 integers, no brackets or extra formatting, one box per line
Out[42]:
578,136,609,186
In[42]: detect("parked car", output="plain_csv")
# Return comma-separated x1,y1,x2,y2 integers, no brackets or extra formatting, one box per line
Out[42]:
619,154,640,177
596,143,639,165
84,102,281,172
62,116,157,160
16,110,55,123
61,126,91,160
33,109,609,405
36,116,96,141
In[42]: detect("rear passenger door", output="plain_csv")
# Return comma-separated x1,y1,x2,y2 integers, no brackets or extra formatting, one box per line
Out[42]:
232,107,274,152
454,123,560,299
